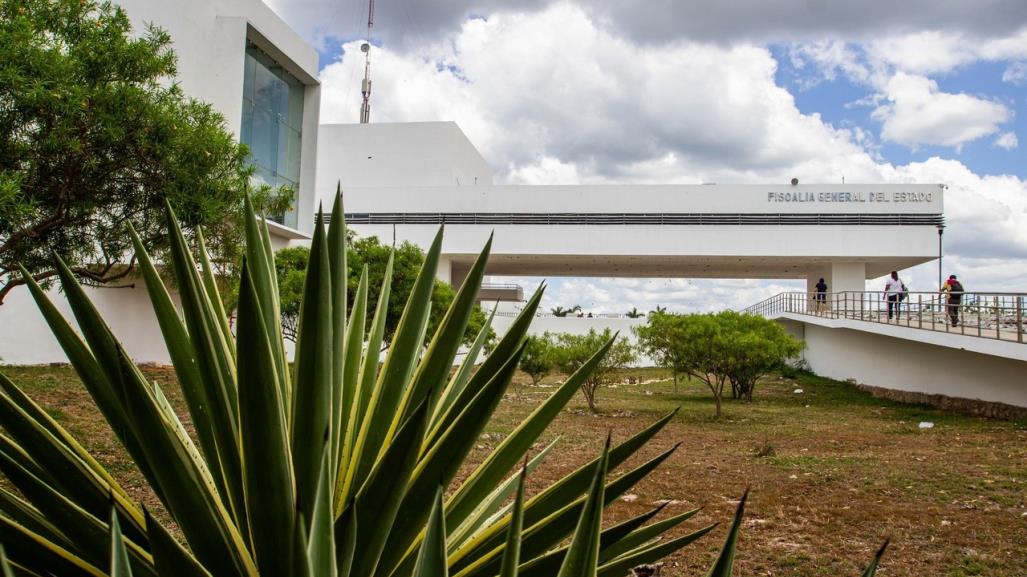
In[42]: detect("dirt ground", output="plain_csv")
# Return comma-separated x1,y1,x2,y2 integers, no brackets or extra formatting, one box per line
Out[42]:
2,364,1025,576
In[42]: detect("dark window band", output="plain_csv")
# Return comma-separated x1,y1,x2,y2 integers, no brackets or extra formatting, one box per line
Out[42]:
331,213,944,226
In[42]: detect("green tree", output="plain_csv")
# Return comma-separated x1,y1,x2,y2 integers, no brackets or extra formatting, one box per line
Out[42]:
519,334,556,386
550,305,581,317
0,0,288,303
625,307,645,318
275,238,493,346
635,311,803,417
551,328,637,412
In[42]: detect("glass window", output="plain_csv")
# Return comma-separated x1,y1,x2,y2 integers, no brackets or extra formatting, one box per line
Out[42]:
241,42,304,229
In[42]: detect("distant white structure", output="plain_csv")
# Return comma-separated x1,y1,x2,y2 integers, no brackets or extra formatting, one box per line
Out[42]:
0,0,319,364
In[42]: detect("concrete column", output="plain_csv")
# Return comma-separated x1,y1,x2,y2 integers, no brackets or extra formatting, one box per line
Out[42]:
831,261,866,312
436,256,452,285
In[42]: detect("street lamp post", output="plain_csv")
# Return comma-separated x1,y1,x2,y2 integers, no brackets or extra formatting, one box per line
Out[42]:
937,224,945,289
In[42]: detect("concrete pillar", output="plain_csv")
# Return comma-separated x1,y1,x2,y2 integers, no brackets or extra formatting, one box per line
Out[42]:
436,256,452,285
807,262,866,313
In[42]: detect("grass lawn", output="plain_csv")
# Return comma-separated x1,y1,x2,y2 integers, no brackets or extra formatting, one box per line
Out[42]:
1,364,1025,576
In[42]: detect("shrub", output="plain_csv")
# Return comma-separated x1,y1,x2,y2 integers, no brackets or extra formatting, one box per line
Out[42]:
519,334,557,386
551,328,637,412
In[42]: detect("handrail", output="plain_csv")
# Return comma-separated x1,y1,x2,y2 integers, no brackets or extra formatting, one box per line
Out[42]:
743,291,1026,344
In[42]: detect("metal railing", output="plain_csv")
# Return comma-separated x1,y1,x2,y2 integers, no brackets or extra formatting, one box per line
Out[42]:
744,291,1026,344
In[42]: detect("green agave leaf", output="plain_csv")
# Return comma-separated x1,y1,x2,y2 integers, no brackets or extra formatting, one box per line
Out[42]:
339,253,393,504
308,443,337,577
425,285,544,451
0,372,135,509
412,487,449,577
445,335,618,531
860,540,889,577
598,506,703,564
353,228,442,494
109,508,134,577
163,206,247,535
144,509,211,577
195,228,235,359
556,435,611,577
291,209,335,526
18,265,158,495
409,234,492,421
327,188,349,488
0,486,68,549
431,305,496,428
335,265,368,513
498,466,527,577
705,488,749,577
237,261,297,575
452,442,680,577
447,437,558,551
110,343,255,577
0,544,15,577
243,195,291,410
513,502,676,577
448,410,678,571
0,515,106,577
335,501,357,577
597,523,717,577
376,341,525,577
128,225,227,509
348,394,432,577
0,384,145,545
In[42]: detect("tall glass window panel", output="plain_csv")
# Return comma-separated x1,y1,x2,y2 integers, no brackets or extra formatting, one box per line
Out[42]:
241,43,304,229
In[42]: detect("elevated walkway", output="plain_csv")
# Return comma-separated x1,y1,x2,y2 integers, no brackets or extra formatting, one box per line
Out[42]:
745,291,1027,410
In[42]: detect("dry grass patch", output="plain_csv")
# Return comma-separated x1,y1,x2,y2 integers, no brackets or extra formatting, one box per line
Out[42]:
2,364,1025,576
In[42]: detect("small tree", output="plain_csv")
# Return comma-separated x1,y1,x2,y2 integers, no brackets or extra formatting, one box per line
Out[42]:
551,328,636,412
519,334,556,386
551,305,581,317
636,311,804,417
0,0,288,303
626,307,645,318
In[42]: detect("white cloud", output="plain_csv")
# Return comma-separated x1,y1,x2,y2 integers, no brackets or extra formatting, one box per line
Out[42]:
994,131,1019,149
871,72,1010,149
1003,61,1027,84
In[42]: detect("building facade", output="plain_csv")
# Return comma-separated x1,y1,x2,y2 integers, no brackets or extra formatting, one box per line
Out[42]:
0,0,320,364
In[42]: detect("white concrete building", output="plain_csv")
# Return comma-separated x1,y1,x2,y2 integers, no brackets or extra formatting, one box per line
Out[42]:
0,0,319,364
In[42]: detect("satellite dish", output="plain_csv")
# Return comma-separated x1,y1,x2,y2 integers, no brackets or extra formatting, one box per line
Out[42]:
360,43,370,53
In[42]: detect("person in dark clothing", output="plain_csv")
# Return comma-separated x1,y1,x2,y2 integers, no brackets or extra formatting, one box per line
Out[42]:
941,274,964,327
814,278,827,312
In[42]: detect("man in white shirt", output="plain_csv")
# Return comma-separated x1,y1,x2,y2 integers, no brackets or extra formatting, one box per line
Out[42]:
883,270,904,320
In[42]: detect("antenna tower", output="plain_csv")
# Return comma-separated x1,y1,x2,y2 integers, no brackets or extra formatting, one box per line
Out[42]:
359,0,375,123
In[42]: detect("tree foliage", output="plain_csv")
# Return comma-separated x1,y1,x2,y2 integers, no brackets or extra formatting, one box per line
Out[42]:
519,334,557,386
634,311,804,417
275,237,494,346
0,0,288,303
550,328,637,412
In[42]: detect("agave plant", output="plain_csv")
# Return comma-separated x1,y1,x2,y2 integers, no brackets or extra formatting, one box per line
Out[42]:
0,190,885,576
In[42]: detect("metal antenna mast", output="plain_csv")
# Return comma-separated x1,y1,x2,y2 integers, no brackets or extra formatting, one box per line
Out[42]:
359,0,375,123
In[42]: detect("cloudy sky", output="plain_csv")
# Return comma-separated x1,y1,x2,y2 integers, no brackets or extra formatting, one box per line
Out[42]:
268,0,1027,314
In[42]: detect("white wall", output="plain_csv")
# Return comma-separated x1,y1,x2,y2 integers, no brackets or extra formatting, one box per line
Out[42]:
316,122,494,192
794,319,1027,408
115,0,321,236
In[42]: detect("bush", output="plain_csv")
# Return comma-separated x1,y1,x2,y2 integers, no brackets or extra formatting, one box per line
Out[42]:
551,328,637,412
519,334,557,386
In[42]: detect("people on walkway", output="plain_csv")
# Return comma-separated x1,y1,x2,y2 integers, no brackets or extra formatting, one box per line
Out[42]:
884,271,905,320
814,278,827,313
940,274,964,327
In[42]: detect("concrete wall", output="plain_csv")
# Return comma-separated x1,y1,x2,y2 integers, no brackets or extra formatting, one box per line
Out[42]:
317,122,494,190
795,320,1027,408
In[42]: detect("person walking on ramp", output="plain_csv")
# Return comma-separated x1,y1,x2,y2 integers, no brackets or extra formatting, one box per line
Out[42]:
884,271,905,321
941,274,964,327
814,278,828,313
